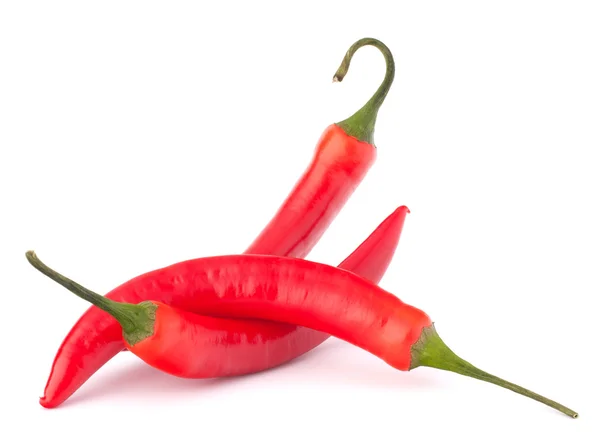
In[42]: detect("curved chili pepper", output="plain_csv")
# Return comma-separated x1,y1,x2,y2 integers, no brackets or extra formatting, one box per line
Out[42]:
28,251,578,418
36,37,396,408
245,36,395,256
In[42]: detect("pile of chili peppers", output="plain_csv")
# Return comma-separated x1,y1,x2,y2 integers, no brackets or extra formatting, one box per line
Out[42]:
27,37,578,419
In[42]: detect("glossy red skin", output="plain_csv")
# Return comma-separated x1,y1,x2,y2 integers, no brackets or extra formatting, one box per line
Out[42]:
245,124,376,258
128,305,325,378
127,207,409,378
125,251,431,375
39,128,376,409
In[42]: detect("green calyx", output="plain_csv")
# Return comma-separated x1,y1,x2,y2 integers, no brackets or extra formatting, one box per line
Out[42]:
333,37,395,145
410,324,578,418
26,251,156,346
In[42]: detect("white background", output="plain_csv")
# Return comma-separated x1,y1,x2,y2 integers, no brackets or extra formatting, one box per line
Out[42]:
1,1,598,437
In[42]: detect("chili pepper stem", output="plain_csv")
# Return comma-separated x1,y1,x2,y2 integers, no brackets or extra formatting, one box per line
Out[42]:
26,251,156,346
333,37,395,145
410,324,578,418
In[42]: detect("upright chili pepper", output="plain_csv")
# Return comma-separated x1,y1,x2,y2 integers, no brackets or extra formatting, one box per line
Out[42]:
36,37,396,408
27,250,578,418
245,36,395,256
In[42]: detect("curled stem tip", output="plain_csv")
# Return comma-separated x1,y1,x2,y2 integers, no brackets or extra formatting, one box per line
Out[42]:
411,325,578,418
333,37,395,144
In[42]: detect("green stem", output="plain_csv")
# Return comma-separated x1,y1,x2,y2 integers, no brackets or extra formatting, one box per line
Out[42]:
26,251,155,346
410,325,578,418
333,37,395,145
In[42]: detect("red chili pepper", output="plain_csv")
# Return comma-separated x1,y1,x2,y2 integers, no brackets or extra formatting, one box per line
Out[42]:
35,37,395,408
244,36,395,257
27,250,578,418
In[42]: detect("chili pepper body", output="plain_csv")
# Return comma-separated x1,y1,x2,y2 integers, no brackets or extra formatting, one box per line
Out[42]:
117,253,429,372
38,206,406,406
245,124,376,258
28,249,579,417
124,257,427,375
126,304,311,378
